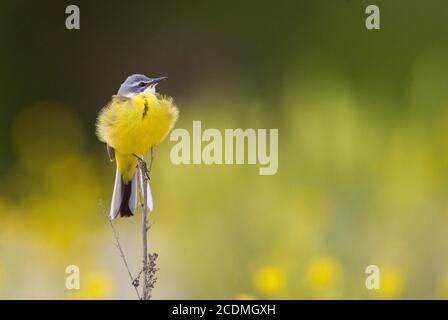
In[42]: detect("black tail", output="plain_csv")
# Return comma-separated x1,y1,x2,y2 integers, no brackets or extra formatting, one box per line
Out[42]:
110,169,137,219
119,180,133,217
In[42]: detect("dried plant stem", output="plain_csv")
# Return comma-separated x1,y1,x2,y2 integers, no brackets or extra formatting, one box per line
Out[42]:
135,147,156,300
140,163,149,300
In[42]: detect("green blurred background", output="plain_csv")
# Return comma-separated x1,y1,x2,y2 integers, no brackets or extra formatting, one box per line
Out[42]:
1,0,448,299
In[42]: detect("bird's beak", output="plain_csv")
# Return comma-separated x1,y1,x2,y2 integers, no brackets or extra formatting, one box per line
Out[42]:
150,76,168,85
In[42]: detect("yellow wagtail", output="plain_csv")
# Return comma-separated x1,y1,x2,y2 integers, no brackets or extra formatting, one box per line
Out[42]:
96,74,178,219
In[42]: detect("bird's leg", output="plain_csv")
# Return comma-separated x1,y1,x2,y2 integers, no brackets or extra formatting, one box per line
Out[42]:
132,153,144,162
132,153,150,181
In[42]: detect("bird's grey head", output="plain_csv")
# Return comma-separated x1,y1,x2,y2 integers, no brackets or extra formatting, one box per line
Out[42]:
117,74,167,97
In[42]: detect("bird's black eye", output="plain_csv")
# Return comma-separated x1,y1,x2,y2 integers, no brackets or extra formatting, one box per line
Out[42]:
138,82,146,87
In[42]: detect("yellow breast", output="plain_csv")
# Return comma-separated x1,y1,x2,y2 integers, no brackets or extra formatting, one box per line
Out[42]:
96,93,178,156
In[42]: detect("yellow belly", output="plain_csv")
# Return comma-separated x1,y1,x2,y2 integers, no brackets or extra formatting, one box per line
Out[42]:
96,93,178,182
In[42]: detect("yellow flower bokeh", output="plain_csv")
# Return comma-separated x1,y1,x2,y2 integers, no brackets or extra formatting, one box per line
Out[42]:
305,256,341,289
253,266,286,296
0,260,4,284
377,268,404,299
68,272,113,300
436,274,448,299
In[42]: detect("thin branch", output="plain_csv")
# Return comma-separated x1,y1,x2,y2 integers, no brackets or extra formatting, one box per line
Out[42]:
99,200,141,299
141,161,149,300
108,217,142,299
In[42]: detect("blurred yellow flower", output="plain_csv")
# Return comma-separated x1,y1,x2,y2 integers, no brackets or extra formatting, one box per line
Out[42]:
0,261,4,284
378,268,403,299
305,256,340,289
233,293,256,300
68,272,113,300
436,274,448,299
253,266,286,295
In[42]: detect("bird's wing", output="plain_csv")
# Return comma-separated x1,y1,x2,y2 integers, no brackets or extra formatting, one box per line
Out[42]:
96,95,132,145
107,144,115,161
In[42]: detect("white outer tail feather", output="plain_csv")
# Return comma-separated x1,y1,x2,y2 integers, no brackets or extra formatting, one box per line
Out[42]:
110,158,154,220
147,180,153,211
110,168,122,219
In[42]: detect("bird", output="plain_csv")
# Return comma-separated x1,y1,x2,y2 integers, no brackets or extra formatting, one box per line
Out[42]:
96,74,178,219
